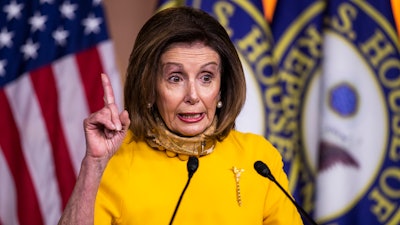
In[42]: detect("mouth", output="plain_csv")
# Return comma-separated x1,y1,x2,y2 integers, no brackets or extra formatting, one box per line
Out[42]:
177,113,205,122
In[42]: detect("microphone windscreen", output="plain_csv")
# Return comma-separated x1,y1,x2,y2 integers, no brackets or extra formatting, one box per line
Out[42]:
254,161,273,180
187,156,199,178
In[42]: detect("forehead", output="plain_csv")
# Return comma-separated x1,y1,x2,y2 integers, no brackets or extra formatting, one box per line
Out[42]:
158,42,222,77
165,41,209,49
161,41,219,59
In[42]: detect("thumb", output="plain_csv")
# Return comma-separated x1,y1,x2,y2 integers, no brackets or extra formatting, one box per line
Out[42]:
120,110,131,131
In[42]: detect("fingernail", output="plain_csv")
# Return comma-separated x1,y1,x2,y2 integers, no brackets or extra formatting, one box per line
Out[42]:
116,123,122,131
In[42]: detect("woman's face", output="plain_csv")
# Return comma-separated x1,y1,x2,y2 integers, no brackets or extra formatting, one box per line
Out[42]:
156,42,221,137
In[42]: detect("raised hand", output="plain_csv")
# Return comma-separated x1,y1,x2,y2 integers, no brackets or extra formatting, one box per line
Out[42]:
83,73,130,160
58,74,130,225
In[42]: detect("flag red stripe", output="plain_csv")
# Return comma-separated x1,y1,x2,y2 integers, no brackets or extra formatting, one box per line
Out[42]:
30,66,76,209
75,47,105,113
0,90,44,225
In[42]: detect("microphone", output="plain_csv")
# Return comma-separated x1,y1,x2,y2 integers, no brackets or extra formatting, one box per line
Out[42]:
254,161,318,225
187,156,199,178
169,156,199,225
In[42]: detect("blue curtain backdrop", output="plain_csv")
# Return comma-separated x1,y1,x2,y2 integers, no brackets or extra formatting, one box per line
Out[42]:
158,1,400,224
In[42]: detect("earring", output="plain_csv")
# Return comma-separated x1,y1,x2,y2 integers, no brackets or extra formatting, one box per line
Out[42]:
217,101,223,108
147,103,152,108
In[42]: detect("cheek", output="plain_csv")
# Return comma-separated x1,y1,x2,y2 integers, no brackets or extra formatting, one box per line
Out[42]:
210,88,221,102
156,91,180,117
204,91,220,111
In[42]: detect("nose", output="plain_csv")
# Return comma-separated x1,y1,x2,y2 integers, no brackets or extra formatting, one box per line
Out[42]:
184,81,199,104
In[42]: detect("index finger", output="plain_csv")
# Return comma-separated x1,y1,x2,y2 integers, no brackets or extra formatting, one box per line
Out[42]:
101,73,115,105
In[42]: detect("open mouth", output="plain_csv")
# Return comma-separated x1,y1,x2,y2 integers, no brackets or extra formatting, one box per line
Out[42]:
178,113,205,122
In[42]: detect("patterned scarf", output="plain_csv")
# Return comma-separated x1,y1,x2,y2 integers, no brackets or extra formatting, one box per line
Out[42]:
146,115,217,161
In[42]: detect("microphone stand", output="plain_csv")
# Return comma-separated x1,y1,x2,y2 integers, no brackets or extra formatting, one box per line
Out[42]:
254,161,318,225
269,175,318,225
169,157,199,225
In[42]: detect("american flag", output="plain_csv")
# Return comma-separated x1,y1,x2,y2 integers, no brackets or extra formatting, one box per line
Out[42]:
0,0,122,224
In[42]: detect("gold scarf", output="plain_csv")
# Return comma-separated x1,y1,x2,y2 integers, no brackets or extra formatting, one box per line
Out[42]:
146,115,217,161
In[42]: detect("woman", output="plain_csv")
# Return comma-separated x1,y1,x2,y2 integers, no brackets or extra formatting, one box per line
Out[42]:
59,6,303,225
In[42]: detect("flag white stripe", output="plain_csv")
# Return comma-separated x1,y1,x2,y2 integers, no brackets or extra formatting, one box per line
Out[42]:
0,148,19,225
52,55,89,175
5,75,62,225
98,41,123,108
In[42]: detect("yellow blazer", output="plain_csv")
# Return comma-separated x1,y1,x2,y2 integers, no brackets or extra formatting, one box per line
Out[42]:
95,130,303,225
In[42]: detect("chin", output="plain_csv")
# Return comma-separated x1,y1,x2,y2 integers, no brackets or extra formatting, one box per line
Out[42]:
178,131,202,137
177,128,206,137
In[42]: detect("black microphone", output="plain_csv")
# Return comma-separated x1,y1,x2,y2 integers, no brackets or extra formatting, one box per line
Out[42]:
254,161,318,225
169,156,199,225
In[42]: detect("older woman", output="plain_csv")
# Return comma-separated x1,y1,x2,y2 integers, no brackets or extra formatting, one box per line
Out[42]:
59,6,303,225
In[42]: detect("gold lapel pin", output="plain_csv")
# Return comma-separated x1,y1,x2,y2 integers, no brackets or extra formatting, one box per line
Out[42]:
232,166,245,206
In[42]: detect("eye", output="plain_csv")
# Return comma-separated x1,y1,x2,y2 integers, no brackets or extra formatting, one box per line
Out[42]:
167,74,182,83
200,74,213,83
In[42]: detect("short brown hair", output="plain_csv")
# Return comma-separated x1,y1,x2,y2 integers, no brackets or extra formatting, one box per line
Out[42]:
124,6,246,141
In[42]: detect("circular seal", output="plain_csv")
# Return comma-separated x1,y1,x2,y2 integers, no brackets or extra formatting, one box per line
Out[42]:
305,33,386,221
298,1,398,224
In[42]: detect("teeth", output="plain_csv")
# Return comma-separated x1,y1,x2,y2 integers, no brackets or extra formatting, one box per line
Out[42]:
180,113,201,119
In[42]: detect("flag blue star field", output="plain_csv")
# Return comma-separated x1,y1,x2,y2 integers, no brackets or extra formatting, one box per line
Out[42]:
272,0,400,224
0,1,121,224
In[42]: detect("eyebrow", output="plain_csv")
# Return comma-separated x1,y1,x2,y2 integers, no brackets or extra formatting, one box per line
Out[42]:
162,61,220,69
